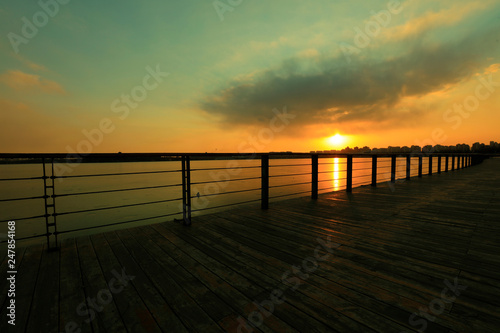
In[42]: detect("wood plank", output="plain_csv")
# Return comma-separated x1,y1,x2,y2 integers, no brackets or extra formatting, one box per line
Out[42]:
194,214,449,332
76,236,127,332
168,216,411,332
90,232,162,332
115,227,225,332
59,237,92,333
26,245,60,332
144,224,301,332
103,231,189,332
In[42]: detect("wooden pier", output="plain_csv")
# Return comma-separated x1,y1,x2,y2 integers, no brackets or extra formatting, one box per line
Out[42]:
1,157,499,332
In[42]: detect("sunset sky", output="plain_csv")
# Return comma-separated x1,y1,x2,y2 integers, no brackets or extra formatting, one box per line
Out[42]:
1,0,499,153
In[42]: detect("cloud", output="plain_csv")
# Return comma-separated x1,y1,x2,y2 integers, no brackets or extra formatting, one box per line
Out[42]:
483,63,500,74
383,1,496,42
199,10,500,129
298,49,319,58
0,70,65,94
249,37,291,51
15,55,47,72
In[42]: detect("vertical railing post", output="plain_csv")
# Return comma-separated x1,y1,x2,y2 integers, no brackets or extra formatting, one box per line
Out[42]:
371,155,377,187
43,158,49,247
261,154,269,209
346,155,353,193
391,155,396,183
418,155,423,177
445,156,449,172
43,158,58,250
406,155,411,180
311,154,318,200
437,155,442,174
452,155,455,171
462,155,465,169
429,155,433,175
181,155,191,226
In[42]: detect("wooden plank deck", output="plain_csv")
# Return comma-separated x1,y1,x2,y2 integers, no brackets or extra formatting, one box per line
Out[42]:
1,157,499,332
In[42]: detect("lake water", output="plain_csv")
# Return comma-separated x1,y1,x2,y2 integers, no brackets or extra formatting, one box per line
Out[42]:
0,156,439,245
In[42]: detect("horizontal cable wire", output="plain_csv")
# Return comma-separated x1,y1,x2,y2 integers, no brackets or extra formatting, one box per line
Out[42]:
269,172,311,178
269,181,310,189
58,211,183,235
192,198,261,212
56,169,182,179
57,197,182,216
191,187,260,199
269,163,311,168
191,176,261,186
0,176,44,182
190,165,260,172
55,183,182,198
269,190,311,200
1,215,46,223
0,195,45,202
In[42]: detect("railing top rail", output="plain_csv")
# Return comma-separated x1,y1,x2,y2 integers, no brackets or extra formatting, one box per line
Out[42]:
0,152,484,160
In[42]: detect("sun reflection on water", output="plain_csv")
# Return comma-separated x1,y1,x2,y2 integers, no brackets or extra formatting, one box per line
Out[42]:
333,157,340,191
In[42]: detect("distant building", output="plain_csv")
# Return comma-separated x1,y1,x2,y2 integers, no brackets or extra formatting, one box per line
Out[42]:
313,140,498,155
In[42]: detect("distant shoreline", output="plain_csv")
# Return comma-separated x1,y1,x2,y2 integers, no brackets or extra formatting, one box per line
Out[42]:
0,154,309,164
1,150,497,165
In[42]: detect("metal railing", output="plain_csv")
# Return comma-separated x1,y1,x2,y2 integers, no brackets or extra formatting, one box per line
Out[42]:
0,152,486,250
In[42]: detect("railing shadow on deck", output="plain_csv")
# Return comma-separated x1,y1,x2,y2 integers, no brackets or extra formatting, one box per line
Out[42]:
0,152,488,250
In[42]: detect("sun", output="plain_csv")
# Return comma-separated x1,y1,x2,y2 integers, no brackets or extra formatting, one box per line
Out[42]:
327,134,345,147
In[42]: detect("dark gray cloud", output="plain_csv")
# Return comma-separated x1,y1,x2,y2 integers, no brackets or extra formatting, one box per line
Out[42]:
200,19,500,127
